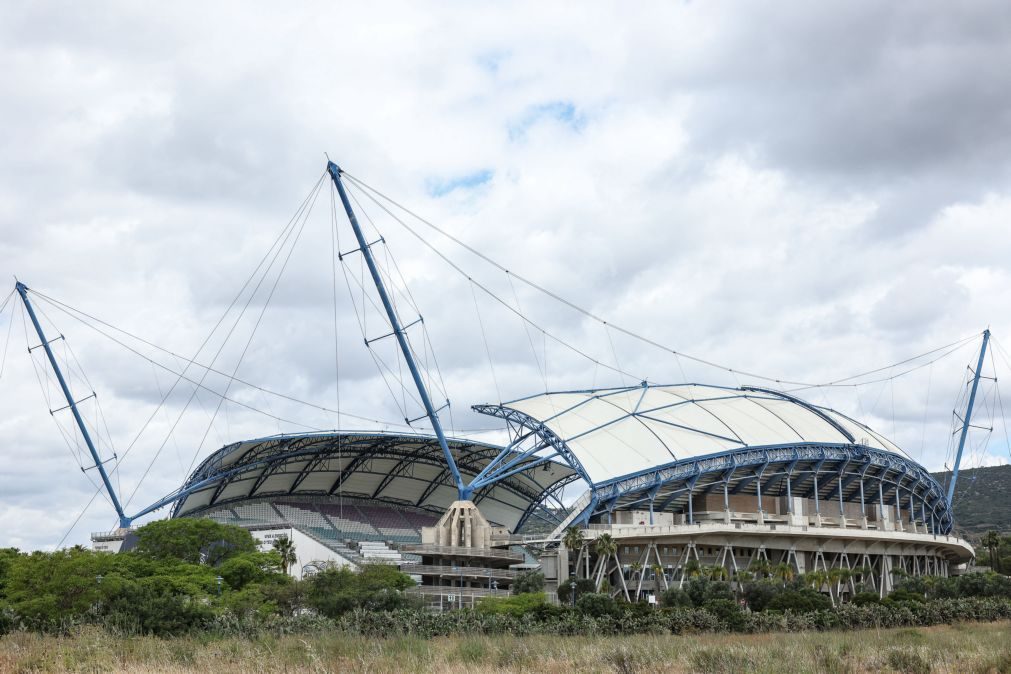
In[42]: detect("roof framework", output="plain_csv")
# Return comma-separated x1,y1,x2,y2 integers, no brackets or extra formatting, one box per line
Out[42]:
473,384,955,534
172,431,578,532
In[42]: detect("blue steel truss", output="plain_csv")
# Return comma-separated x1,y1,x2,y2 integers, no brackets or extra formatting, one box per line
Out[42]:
164,431,577,531
472,385,959,535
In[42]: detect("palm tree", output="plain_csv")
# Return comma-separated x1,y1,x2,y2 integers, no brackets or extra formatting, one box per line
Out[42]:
826,567,849,606
272,536,297,576
562,526,585,579
707,565,728,581
593,534,628,599
750,558,772,580
684,558,703,579
630,561,643,600
804,570,828,592
651,562,667,591
982,530,1002,572
773,562,795,587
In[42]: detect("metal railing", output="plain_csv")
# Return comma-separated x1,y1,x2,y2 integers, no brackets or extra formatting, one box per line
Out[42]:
409,564,518,579
400,544,524,561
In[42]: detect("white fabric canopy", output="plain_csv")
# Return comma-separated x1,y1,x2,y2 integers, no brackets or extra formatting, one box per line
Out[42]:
497,385,903,484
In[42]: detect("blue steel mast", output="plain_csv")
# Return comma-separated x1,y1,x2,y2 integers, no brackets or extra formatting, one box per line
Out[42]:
16,282,131,528
947,329,990,505
326,162,468,499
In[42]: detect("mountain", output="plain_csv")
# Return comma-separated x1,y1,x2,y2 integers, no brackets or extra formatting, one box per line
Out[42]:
933,464,1011,541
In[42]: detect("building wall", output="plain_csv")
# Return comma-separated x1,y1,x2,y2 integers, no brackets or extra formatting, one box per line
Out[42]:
250,527,356,579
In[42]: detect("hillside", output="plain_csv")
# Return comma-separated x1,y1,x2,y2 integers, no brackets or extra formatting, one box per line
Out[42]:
933,464,1011,540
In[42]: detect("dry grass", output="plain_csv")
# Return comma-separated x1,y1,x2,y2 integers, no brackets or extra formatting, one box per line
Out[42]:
3,622,1011,673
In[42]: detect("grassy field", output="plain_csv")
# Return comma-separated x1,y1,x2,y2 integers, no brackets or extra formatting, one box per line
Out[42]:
3,621,1011,673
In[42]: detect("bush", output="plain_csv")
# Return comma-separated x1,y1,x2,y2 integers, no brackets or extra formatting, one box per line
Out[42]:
660,587,693,608
575,593,618,618
742,581,781,612
851,591,881,606
765,589,832,613
683,579,733,607
305,564,418,617
887,589,926,604
702,598,748,631
557,578,596,604
478,592,546,617
133,519,256,565
511,570,545,595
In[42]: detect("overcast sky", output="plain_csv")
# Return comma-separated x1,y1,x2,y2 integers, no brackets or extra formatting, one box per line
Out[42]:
2,2,1011,550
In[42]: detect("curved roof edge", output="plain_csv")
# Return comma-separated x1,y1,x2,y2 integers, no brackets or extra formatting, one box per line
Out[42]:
172,430,577,532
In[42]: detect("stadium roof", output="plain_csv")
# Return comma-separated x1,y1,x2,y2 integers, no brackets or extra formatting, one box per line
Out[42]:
475,384,903,485
171,431,578,531
474,384,954,534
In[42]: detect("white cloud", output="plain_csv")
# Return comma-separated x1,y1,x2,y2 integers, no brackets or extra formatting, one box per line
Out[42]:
1,1,1010,549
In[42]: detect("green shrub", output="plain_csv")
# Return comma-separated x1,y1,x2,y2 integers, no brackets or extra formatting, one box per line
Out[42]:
851,592,881,606
702,598,748,631
557,578,596,604
511,570,545,595
305,564,418,617
660,587,693,608
742,581,780,612
133,519,256,565
683,579,733,607
575,593,618,618
477,592,546,617
765,589,832,613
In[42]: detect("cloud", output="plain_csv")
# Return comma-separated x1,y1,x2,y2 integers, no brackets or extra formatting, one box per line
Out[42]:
1,1,1010,550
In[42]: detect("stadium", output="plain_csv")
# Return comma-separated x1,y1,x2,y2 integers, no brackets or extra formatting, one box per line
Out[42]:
95,382,976,603
10,160,979,607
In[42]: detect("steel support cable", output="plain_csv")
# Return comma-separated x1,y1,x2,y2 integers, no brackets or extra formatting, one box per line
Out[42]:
508,273,550,390
347,189,413,415
342,177,641,384
56,480,107,548
124,186,319,509
343,171,982,391
131,176,326,506
184,172,325,478
346,185,424,318
918,361,934,462
989,339,1011,459
345,184,453,415
470,280,502,404
34,302,120,469
329,181,345,511
19,302,114,510
30,290,416,430
30,174,331,489
786,338,979,392
334,194,416,424
343,171,982,388
0,289,16,379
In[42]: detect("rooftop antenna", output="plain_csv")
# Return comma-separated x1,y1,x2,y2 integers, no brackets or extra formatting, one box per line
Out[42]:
326,161,468,500
947,329,990,505
16,281,131,528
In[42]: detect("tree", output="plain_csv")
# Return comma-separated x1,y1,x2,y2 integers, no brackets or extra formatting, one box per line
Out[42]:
557,577,595,604
773,563,796,586
982,530,1002,573
749,558,772,580
512,570,545,595
684,559,703,580
591,534,628,599
651,562,667,592
272,536,297,575
562,526,585,578
706,565,728,581
133,519,256,565
306,563,417,617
